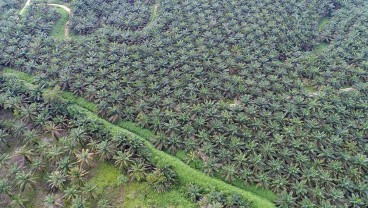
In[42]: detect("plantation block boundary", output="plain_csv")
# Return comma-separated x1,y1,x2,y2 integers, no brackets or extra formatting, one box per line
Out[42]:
1,68,275,208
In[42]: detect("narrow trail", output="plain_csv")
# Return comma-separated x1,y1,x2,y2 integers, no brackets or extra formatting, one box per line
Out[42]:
20,0,71,37
19,0,31,15
46,3,71,37
153,2,159,18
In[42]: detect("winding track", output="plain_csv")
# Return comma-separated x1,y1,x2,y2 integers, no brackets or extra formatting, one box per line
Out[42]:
19,0,31,15
20,0,71,37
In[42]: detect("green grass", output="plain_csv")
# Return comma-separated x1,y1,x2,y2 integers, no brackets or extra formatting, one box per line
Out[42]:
51,7,69,40
1,69,276,208
150,1,159,22
60,91,98,113
232,179,277,202
87,162,122,195
2,68,35,83
117,121,154,141
87,162,195,208
124,182,195,208
315,42,329,52
319,17,330,32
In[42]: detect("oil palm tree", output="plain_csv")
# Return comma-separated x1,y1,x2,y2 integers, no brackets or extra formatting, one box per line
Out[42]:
68,166,88,186
15,170,37,192
75,149,94,168
44,193,62,208
0,178,12,198
10,193,28,208
128,161,147,182
113,150,133,170
44,121,63,140
71,196,87,208
0,153,10,169
0,129,10,148
47,171,66,192
96,140,113,161
15,145,34,164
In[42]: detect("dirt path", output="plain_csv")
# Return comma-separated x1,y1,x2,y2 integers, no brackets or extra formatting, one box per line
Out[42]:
47,3,71,13
20,0,31,15
20,0,71,37
153,2,159,18
47,4,71,37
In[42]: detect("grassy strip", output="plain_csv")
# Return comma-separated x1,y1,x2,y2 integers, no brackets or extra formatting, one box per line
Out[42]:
319,17,330,32
60,91,98,113
67,105,275,208
51,7,69,39
150,1,159,22
2,69,275,208
88,162,195,208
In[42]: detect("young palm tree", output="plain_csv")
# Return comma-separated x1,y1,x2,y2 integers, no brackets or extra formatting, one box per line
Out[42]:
113,150,133,170
0,153,10,169
15,170,37,192
81,183,97,200
15,145,35,164
97,199,112,208
47,171,66,192
69,127,88,148
96,140,114,161
68,166,88,185
57,156,74,174
63,185,80,203
19,103,38,123
75,149,94,168
47,145,65,167
0,129,10,148
44,193,62,208
0,178,12,198
22,129,39,145
10,193,28,208
221,164,236,182
186,184,202,202
71,196,87,208
44,121,63,140
128,161,147,182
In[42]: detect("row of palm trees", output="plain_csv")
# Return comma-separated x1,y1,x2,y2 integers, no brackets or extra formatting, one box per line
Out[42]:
69,0,153,35
0,0,367,207
0,76,254,207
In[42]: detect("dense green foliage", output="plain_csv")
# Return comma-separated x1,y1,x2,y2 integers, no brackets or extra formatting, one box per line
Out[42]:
0,71,261,207
70,0,154,35
0,0,367,207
